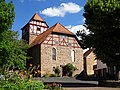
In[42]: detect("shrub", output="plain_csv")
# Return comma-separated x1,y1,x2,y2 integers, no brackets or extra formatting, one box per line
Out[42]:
54,66,60,75
43,74,50,78
63,63,77,77
24,80,44,90
0,66,44,90
50,74,60,77
50,74,57,77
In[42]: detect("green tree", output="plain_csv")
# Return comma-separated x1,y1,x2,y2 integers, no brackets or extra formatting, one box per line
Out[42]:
0,0,29,69
78,0,120,80
0,30,29,69
0,0,15,33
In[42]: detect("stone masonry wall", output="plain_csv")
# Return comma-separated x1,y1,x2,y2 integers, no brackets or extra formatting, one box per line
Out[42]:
29,34,38,44
40,35,83,76
86,52,95,76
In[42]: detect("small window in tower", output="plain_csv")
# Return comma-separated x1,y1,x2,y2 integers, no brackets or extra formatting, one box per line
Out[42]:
37,26,41,31
52,48,56,60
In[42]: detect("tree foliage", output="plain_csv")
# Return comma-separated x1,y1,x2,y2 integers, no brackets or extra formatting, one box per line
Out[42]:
79,0,120,66
0,0,29,69
0,31,29,69
0,0,15,33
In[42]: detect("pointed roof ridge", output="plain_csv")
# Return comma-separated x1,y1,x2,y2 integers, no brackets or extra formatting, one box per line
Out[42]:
30,13,45,22
52,23,75,35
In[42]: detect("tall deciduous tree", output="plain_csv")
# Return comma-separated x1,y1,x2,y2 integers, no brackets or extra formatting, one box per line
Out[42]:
0,0,15,32
0,0,29,69
79,0,120,79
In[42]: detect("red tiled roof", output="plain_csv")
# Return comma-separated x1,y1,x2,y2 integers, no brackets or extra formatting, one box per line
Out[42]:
30,13,45,22
52,23,74,35
30,23,75,47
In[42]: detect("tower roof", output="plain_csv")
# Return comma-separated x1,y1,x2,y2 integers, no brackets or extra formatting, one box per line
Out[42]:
30,23,76,47
21,13,46,30
30,13,45,22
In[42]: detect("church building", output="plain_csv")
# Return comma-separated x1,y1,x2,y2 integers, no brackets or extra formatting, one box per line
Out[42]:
21,13,83,76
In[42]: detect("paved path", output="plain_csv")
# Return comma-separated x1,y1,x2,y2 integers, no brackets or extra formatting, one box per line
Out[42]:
39,77,97,83
65,87,120,90
34,77,98,87
34,77,120,89
35,77,97,83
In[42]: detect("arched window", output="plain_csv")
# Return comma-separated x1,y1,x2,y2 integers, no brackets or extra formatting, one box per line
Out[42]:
52,48,56,60
71,50,75,62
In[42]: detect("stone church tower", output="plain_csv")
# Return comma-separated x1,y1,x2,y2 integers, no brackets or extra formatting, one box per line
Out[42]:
21,13,83,77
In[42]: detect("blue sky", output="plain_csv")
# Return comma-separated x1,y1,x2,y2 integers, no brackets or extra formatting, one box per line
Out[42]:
11,0,88,38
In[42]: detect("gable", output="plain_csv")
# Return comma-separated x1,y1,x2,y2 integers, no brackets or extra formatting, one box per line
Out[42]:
42,33,81,48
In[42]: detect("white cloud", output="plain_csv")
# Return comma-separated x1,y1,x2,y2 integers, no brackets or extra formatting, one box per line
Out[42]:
40,2,83,17
65,25,90,35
